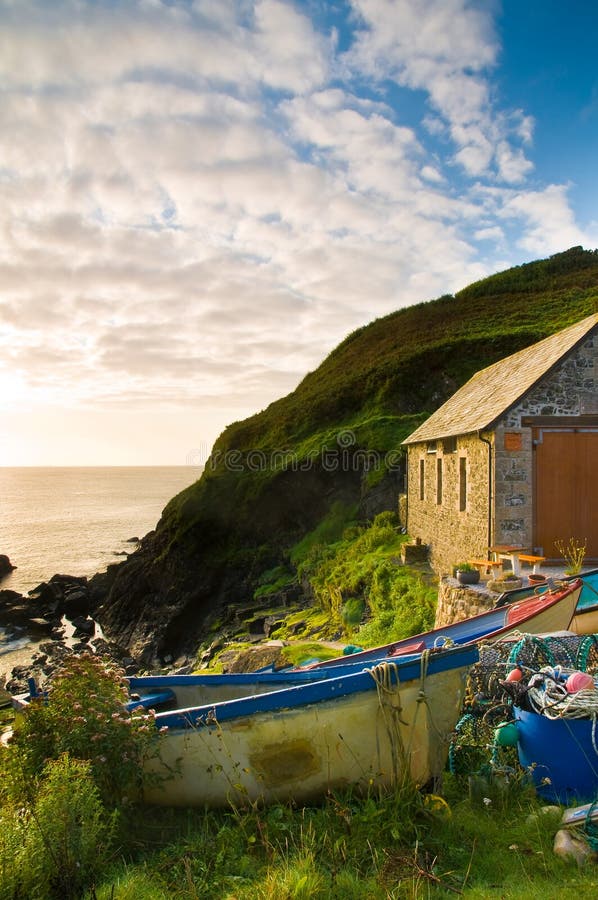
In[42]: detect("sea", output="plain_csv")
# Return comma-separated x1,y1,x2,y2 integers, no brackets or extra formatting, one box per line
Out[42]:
0,466,201,678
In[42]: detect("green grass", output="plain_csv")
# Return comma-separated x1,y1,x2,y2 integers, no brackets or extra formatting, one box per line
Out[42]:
84,776,598,898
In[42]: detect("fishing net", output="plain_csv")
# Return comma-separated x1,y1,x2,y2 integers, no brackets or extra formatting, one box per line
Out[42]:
449,632,597,780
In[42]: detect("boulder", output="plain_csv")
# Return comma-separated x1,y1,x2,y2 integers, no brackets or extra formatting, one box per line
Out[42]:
553,828,598,865
71,616,95,636
0,555,16,579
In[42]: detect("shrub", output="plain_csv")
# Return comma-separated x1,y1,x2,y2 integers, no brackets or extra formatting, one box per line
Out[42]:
21,754,115,899
7,652,161,807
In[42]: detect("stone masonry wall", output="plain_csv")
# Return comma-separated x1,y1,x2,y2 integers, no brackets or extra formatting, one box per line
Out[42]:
434,579,496,628
493,330,598,549
406,433,491,575
408,329,598,573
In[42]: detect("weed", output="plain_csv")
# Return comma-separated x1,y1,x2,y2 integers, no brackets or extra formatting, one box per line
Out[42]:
554,537,587,575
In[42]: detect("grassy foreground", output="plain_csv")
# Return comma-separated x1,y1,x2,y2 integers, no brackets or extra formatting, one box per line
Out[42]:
2,653,598,898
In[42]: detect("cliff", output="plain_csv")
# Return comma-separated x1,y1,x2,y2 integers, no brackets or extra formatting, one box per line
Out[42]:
92,246,598,663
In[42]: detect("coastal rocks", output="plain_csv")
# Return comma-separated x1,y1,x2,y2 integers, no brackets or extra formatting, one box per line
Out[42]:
92,459,385,664
0,555,16,580
5,632,142,696
30,574,92,617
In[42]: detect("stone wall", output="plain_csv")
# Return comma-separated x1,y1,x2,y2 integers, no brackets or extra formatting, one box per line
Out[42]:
493,330,598,548
502,332,598,424
434,578,495,628
492,423,533,548
406,433,491,575
407,328,598,572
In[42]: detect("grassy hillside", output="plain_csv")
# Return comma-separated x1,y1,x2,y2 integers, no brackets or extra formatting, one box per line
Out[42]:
97,247,598,661
163,245,598,540
208,244,598,456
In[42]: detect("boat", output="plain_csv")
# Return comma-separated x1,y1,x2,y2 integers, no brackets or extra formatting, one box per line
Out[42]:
142,643,479,807
124,579,581,710
301,578,582,672
12,580,582,717
494,569,598,634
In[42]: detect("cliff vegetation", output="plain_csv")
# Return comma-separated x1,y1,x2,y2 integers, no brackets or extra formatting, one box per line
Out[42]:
93,246,598,663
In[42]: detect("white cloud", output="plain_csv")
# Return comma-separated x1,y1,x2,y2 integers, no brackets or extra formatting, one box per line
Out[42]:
498,184,595,255
345,0,533,183
0,0,593,464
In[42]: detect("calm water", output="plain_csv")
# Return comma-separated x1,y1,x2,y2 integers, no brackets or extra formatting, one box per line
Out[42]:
0,466,201,595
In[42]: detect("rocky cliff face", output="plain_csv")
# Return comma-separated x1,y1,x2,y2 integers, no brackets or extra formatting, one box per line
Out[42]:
93,461,381,664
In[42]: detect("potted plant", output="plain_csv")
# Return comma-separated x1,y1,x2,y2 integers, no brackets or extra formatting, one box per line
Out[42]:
454,562,480,585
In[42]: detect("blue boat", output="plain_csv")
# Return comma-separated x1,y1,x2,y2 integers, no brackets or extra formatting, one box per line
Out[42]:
121,580,581,714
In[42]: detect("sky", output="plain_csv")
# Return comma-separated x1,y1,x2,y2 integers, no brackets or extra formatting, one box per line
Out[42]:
1,0,597,467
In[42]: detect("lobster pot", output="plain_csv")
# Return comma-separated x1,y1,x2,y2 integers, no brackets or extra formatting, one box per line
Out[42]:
516,708,598,803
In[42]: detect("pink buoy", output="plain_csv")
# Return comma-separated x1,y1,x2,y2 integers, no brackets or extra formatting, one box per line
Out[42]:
566,671,595,694
506,668,522,682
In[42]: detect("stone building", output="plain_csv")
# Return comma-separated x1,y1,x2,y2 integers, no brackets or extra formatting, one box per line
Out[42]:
402,313,598,575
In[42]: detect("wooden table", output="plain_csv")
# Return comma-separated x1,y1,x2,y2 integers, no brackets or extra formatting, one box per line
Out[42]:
489,545,527,576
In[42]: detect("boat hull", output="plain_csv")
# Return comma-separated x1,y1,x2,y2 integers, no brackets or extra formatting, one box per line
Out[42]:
143,646,477,807
495,570,598,635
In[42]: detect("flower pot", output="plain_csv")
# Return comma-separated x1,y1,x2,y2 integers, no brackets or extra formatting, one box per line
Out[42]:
528,574,546,585
456,569,480,585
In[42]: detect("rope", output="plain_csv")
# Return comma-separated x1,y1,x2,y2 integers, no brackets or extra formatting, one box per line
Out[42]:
527,680,598,720
369,660,409,786
369,650,445,786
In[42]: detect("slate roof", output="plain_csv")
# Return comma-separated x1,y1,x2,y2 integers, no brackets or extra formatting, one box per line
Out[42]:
403,313,598,445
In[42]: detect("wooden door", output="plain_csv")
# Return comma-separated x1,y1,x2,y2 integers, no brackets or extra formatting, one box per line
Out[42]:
534,429,598,560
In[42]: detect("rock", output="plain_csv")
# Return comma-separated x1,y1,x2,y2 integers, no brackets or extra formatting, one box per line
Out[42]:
264,615,284,637
28,581,63,606
554,828,598,865
70,616,95,636
171,663,193,675
525,805,562,825
0,555,16,579
0,589,24,606
225,645,287,673
28,617,54,631
248,616,267,635
63,589,90,618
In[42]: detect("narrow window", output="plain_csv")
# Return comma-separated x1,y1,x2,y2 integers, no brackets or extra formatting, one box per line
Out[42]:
436,457,443,505
419,458,425,501
459,457,467,511
443,436,457,454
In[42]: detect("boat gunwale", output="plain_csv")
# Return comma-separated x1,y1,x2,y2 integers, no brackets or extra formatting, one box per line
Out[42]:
152,643,479,731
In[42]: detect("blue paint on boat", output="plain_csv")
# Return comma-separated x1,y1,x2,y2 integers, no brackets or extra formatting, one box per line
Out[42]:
153,643,480,731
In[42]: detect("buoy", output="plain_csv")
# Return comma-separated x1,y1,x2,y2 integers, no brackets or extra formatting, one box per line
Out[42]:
506,668,522,682
494,721,519,747
566,671,595,694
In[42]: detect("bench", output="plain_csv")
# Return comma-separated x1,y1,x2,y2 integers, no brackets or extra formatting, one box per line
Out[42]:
469,558,503,577
516,554,546,574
